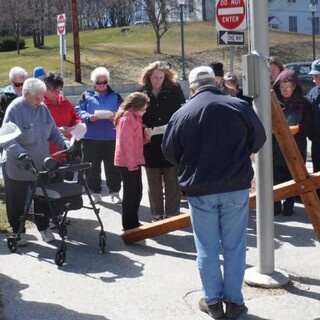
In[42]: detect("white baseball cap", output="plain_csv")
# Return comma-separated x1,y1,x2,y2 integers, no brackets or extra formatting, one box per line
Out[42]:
188,66,216,84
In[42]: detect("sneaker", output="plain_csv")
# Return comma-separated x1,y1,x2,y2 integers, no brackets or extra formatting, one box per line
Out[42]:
199,298,225,319
111,192,122,204
92,193,102,204
40,228,55,243
225,302,245,319
17,233,28,247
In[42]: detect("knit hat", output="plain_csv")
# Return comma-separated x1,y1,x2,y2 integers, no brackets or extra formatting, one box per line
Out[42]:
33,66,46,80
209,62,224,77
188,66,216,84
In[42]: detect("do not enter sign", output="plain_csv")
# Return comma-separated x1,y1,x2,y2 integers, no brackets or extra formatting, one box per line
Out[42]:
57,14,66,35
216,0,246,31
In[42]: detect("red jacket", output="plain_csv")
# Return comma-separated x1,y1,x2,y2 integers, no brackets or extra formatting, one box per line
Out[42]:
44,94,81,159
114,110,149,171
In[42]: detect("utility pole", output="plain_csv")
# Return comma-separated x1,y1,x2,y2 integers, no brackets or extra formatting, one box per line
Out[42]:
71,0,81,83
244,0,289,288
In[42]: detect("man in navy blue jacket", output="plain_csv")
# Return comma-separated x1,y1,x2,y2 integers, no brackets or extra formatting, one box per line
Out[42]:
162,66,266,319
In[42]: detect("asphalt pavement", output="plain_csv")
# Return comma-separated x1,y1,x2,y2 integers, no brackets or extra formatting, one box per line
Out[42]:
0,167,320,320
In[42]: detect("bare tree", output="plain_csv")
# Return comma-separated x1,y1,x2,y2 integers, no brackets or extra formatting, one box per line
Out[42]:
0,0,31,53
140,0,178,54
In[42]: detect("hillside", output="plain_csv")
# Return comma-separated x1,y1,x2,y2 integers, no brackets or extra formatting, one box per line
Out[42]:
105,41,316,84
0,22,317,86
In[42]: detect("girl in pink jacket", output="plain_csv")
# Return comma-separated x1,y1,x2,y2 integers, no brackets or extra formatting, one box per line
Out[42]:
114,92,151,230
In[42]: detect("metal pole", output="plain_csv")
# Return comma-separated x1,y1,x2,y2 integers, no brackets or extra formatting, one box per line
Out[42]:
180,4,187,80
244,0,289,287
312,11,316,61
71,0,81,83
60,35,64,78
229,47,234,74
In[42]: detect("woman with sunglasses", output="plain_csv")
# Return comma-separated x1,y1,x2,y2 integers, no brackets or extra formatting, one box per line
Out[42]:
77,67,123,204
0,67,28,127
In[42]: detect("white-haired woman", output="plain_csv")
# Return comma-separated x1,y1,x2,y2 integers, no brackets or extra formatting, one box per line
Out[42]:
2,78,69,245
0,66,28,127
77,67,123,204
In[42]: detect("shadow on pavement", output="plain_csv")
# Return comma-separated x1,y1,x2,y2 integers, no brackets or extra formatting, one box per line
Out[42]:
0,273,109,320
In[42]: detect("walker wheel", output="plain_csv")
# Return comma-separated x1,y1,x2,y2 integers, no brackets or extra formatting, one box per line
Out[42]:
99,231,106,254
7,236,18,253
54,248,66,266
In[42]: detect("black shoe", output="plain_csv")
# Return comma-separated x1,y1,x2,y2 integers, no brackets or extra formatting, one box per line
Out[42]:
199,298,225,319
225,302,245,319
274,208,282,216
283,207,293,216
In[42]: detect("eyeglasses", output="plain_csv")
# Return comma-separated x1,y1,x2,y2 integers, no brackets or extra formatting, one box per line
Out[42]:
47,87,61,94
95,81,108,85
13,82,24,87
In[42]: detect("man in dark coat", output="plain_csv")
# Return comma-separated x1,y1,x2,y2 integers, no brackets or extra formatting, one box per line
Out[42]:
162,66,266,319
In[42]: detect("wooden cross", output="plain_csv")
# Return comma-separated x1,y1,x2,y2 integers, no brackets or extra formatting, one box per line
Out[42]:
122,91,320,244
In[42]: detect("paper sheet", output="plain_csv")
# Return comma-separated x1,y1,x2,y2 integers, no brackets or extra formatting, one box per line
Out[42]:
94,110,114,119
152,124,167,136
67,123,87,141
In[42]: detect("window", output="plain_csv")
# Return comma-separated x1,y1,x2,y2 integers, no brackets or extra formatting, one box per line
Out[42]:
270,24,279,30
289,16,297,32
288,0,296,3
188,0,194,13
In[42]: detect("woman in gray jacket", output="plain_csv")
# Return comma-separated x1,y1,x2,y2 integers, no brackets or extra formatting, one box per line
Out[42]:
2,78,68,246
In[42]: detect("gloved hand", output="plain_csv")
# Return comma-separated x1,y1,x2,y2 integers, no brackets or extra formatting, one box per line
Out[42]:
289,125,299,135
18,153,32,170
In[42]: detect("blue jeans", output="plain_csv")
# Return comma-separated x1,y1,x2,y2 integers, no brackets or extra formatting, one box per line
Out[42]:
188,189,249,305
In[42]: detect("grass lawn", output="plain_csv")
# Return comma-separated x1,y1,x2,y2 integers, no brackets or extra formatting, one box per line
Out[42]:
0,21,314,86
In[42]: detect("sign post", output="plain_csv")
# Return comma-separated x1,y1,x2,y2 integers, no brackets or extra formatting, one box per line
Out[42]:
57,14,66,78
216,0,246,73
216,0,247,31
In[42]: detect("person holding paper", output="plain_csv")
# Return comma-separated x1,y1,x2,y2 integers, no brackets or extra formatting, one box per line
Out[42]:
43,72,82,161
138,61,185,222
114,92,151,230
2,78,69,245
77,67,123,205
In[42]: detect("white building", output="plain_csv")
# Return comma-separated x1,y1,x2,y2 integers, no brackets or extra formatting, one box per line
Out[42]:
181,0,319,35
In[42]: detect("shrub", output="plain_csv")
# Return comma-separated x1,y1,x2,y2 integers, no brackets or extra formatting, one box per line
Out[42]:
0,36,25,52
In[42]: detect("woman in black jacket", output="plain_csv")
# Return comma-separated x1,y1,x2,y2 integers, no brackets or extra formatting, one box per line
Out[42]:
138,61,186,222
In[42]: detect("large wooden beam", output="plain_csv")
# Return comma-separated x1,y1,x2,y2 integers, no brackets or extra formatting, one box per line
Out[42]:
122,213,191,244
122,91,320,244
249,172,320,208
122,172,320,244
271,90,320,239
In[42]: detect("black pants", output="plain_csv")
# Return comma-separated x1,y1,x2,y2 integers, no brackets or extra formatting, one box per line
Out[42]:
82,139,121,194
4,172,49,233
118,167,142,231
312,139,320,173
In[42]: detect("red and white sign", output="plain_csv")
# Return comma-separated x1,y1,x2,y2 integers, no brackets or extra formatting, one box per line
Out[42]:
216,0,246,31
57,14,66,35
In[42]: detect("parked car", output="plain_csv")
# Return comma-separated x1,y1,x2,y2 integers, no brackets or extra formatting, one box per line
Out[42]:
284,62,314,94
133,21,150,25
